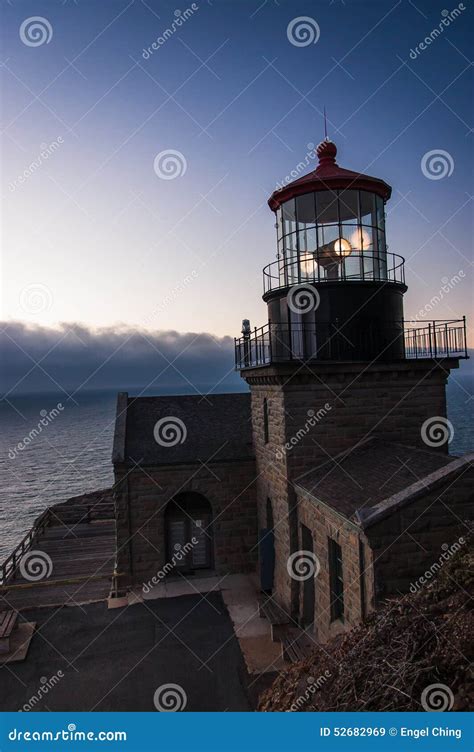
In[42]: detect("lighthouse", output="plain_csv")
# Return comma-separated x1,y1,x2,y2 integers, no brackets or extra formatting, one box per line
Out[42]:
265,138,405,362
111,139,469,649
235,140,468,640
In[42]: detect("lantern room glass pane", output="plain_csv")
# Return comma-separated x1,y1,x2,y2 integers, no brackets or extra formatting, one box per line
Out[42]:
282,198,296,235
300,253,317,279
318,223,340,249
286,253,299,285
364,255,374,280
277,238,284,258
359,225,375,252
339,223,356,247
296,193,317,227
359,191,376,225
378,229,386,254
276,188,390,284
376,195,385,229
299,227,317,253
284,232,297,253
342,253,363,280
276,207,282,241
338,189,359,224
315,190,339,225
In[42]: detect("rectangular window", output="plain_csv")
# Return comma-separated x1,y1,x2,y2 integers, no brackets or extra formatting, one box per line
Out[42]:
263,398,269,444
328,538,344,622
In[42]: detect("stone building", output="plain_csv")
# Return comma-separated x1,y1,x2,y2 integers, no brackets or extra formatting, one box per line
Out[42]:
113,393,257,587
113,139,471,647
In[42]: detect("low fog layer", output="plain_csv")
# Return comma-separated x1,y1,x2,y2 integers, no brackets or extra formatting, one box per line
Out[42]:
1,322,244,397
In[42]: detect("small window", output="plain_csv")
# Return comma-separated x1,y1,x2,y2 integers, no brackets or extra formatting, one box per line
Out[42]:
328,538,344,622
263,398,269,444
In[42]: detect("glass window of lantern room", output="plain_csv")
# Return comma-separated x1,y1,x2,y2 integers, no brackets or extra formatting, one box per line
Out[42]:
299,226,317,257
317,223,340,253
378,228,387,279
315,190,339,226
315,191,340,272
295,193,317,228
282,198,296,235
359,191,377,226
276,207,282,242
284,231,298,257
282,198,297,268
296,193,317,263
376,195,385,229
337,189,359,225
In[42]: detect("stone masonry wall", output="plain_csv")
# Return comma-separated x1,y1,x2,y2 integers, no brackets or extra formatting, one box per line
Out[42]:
367,464,473,598
298,494,375,644
243,359,454,621
250,387,296,613
114,459,257,587
281,362,450,480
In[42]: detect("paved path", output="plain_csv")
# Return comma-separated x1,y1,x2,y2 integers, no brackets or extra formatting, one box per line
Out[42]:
135,572,286,675
0,593,252,711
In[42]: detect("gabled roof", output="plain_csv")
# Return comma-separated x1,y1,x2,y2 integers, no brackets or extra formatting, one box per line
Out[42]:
112,392,254,467
294,438,471,528
268,139,392,211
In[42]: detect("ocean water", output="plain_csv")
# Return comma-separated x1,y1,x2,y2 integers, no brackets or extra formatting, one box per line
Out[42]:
0,375,473,562
0,391,116,561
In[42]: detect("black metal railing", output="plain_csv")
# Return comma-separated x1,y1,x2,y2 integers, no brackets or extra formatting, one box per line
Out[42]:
404,319,468,360
234,318,468,369
263,251,405,295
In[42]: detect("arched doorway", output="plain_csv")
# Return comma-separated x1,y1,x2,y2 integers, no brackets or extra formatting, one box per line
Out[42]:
165,492,213,572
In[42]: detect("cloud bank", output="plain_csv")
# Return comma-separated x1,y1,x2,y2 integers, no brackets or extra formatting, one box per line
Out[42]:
1,322,244,397
2,322,472,399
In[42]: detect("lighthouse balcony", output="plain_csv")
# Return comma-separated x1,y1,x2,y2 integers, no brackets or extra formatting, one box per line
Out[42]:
234,318,468,370
263,251,405,297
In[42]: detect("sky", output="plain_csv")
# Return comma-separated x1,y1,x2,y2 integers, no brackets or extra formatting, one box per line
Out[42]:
0,0,473,392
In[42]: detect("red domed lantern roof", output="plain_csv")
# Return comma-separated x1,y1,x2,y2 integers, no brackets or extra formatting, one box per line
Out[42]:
268,139,392,211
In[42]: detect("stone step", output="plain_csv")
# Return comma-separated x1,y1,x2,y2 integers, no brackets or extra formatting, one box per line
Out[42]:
258,596,291,642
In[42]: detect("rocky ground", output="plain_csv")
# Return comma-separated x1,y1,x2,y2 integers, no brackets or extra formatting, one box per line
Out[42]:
259,538,473,712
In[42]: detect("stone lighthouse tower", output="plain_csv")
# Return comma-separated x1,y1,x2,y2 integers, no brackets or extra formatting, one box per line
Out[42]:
235,139,468,640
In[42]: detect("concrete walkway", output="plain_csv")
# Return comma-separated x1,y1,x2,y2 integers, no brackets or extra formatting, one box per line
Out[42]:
129,573,286,675
0,594,251,712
